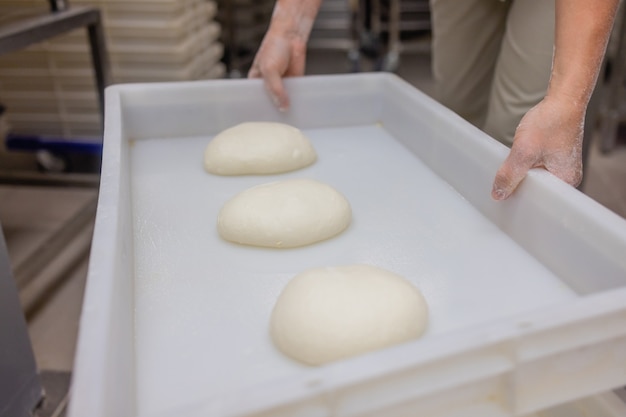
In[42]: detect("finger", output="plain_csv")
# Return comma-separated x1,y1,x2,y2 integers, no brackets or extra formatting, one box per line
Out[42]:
286,40,307,77
264,71,290,111
286,53,306,77
248,65,261,79
491,148,537,200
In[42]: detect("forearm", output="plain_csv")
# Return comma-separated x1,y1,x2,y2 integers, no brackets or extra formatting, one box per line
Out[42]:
547,0,618,109
268,0,323,41
249,0,323,108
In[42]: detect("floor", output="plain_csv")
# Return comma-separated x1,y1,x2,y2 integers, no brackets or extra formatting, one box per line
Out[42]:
0,183,95,371
0,48,625,413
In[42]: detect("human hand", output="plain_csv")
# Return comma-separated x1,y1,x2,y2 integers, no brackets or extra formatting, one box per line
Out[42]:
248,30,307,111
491,97,585,200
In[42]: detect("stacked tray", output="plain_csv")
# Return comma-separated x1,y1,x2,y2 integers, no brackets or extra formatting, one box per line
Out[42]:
0,0,225,139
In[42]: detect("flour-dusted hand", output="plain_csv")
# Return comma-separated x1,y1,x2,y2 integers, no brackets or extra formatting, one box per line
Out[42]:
491,97,584,200
248,34,306,111
248,0,323,111
492,0,618,200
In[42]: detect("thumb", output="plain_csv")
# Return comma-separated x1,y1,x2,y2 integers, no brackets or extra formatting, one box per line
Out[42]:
491,149,535,200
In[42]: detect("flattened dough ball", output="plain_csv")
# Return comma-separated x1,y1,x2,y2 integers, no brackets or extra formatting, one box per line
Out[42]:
217,179,351,248
270,265,428,366
204,122,317,175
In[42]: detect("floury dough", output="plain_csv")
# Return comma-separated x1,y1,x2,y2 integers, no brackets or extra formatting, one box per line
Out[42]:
217,179,351,248
204,122,317,175
270,264,429,366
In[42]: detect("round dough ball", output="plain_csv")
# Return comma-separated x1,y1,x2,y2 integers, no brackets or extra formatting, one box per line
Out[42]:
204,122,317,175
270,264,428,366
218,179,351,248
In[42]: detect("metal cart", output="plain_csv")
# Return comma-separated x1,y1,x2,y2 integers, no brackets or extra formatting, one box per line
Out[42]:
0,1,108,415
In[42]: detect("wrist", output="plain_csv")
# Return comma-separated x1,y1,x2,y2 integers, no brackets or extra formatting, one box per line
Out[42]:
544,83,589,119
269,0,320,42
546,70,595,112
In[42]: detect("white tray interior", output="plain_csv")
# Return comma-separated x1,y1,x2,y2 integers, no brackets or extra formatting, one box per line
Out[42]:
131,126,576,414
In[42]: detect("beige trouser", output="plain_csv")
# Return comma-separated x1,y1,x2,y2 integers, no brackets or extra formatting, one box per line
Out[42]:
430,0,555,145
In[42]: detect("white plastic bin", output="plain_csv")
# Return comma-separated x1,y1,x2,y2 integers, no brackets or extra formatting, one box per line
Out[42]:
75,0,205,21
70,74,626,417
535,391,626,417
105,2,217,45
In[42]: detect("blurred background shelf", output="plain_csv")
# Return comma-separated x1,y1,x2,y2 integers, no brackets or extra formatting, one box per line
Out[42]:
0,0,224,142
216,0,273,78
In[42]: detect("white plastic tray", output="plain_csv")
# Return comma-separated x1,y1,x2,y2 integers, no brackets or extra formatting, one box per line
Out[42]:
73,0,206,19
535,391,626,417
0,41,223,82
32,23,220,61
70,74,626,417
105,3,216,45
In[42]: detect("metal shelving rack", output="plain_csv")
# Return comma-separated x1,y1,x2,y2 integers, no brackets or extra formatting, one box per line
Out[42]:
0,3,108,414
309,0,355,50
0,0,104,278
307,0,431,72
594,0,626,154
217,0,273,77
353,0,431,71
0,1,110,121
216,0,431,76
